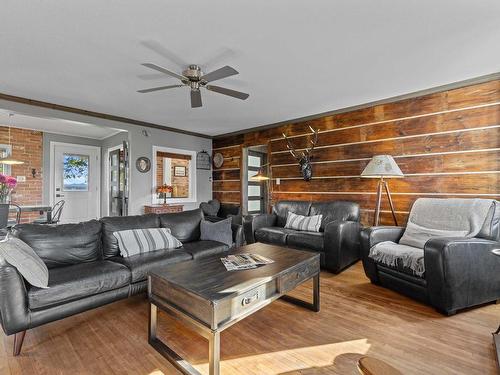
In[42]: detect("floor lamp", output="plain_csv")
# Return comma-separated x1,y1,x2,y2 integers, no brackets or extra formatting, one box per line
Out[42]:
361,155,403,226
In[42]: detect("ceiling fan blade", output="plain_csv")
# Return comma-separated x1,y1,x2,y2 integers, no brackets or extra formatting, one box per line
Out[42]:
140,40,188,68
141,63,186,81
206,85,249,100
191,90,202,108
137,84,184,93
201,66,238,83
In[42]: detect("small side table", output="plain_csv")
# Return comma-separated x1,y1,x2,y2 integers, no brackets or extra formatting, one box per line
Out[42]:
492,249,500,369
144,204,184,214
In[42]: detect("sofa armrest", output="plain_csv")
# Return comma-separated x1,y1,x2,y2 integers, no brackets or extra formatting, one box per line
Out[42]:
323,220,362,273
0,258,30,335
359,226,405,283
424,237,500,314
243,214,277,244
231,223,244,248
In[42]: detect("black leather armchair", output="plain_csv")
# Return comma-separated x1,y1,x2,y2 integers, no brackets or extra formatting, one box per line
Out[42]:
361,225,500,315
244,200,361,273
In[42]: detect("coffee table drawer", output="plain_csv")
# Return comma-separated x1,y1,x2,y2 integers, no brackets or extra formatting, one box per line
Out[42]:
278,260,318,294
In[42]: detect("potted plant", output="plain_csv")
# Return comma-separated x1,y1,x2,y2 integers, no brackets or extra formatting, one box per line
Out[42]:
0,174,17,228
156,184,173,205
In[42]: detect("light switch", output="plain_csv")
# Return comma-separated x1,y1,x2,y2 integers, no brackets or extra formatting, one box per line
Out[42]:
16,176,26,182
276,178,281,185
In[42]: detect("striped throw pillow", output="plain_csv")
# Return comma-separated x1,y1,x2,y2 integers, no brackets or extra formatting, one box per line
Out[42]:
113,228,182,257
284,212,323,232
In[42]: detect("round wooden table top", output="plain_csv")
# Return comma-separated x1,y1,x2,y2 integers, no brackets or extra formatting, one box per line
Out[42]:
357,356,403,375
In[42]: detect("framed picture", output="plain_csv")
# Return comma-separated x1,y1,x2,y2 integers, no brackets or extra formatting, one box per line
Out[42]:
135,157,151,173
174,166,187,177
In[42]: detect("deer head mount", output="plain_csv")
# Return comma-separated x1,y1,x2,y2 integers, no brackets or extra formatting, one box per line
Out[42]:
282,126,319,181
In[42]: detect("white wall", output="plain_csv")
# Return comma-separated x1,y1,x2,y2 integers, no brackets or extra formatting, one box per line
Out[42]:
1,100,212,216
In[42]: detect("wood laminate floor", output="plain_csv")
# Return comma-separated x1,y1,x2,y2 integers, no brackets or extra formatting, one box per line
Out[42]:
1,263,498,375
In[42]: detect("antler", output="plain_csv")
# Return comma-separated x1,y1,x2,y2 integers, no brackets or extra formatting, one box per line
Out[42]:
282,132,301,160
303,126,319,156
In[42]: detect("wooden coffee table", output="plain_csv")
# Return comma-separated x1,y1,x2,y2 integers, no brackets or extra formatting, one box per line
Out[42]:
148,243,320,375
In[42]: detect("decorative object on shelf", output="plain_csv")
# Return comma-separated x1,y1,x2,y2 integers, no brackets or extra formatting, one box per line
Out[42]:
156,184,173,204
196,150,211,170
135,157,151,173
361,155,404,226
174,166,187,177
0,114,24,165
282,126,319,181
213,152,224,168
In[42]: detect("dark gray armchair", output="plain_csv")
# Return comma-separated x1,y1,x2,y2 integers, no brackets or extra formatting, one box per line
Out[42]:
361,223,500,315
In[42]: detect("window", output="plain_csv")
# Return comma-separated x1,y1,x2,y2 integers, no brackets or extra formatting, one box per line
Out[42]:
0,145,12,175
247,150,266,215
152,146,197,203
63,154,89,191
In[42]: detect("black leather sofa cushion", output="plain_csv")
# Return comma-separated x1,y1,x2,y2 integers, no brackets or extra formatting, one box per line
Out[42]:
181,240,230,259
310,201,360,231
286,231,324,252
273,201,311,227
100,214,160,258
160,208,203,243
13,220,102,269
254,227,297,245
28,260,130,310
109,249,192,283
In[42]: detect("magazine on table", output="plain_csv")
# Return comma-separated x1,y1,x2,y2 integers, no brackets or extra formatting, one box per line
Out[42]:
221,253,274,271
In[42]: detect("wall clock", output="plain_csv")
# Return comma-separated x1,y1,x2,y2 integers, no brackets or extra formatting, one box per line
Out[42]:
135,157,151,173
213,153,224,168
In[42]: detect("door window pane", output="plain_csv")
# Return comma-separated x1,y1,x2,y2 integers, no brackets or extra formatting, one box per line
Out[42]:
248,185,261,197
248,200,261,212
248,170,258,180
248,155,261,168
63,154,89,191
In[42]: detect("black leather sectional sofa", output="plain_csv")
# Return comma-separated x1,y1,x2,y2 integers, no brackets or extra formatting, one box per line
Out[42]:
244,200,361,273
0,208,243,355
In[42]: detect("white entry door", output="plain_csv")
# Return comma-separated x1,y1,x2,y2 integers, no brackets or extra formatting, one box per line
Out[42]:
51,143,100,223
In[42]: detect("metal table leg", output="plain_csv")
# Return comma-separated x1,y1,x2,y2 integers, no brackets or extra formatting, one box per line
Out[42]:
280,272,320,312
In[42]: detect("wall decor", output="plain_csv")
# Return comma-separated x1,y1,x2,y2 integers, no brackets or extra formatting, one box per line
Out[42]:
213,152,224,168
282,126,319,181
174,166,187,177
196,150,211,170
135,157,151,173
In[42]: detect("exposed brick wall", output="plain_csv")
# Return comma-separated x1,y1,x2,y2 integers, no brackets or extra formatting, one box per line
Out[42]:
0,126,43,223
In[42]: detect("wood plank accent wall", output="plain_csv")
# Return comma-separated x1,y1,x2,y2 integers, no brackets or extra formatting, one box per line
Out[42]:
213,79,500,225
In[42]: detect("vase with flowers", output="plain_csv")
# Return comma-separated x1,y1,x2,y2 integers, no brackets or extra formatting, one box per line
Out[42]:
156,184,173,204
0,174,17,228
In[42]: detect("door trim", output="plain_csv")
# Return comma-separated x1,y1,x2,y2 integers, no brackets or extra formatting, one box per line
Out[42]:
105,144,123,217
49,141,101,219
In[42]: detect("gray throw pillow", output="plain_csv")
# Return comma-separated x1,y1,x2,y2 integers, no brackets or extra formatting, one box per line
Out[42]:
200,199,220,216
0,236,49,288
200,218,233,247
113,228,182,257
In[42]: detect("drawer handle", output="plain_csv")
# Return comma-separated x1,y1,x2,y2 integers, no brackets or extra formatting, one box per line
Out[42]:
242,292,259,306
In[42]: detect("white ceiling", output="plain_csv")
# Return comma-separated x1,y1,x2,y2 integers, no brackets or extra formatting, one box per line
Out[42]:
1,1,499,137
0,110,124,140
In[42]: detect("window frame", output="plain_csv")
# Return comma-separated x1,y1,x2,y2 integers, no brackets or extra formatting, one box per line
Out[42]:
151,146,197,204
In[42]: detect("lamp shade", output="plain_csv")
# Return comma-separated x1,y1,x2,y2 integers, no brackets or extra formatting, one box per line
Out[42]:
361,155,403,178
250,165,270,181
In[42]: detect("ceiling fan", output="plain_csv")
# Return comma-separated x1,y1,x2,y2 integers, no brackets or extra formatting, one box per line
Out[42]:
137,63,249,108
